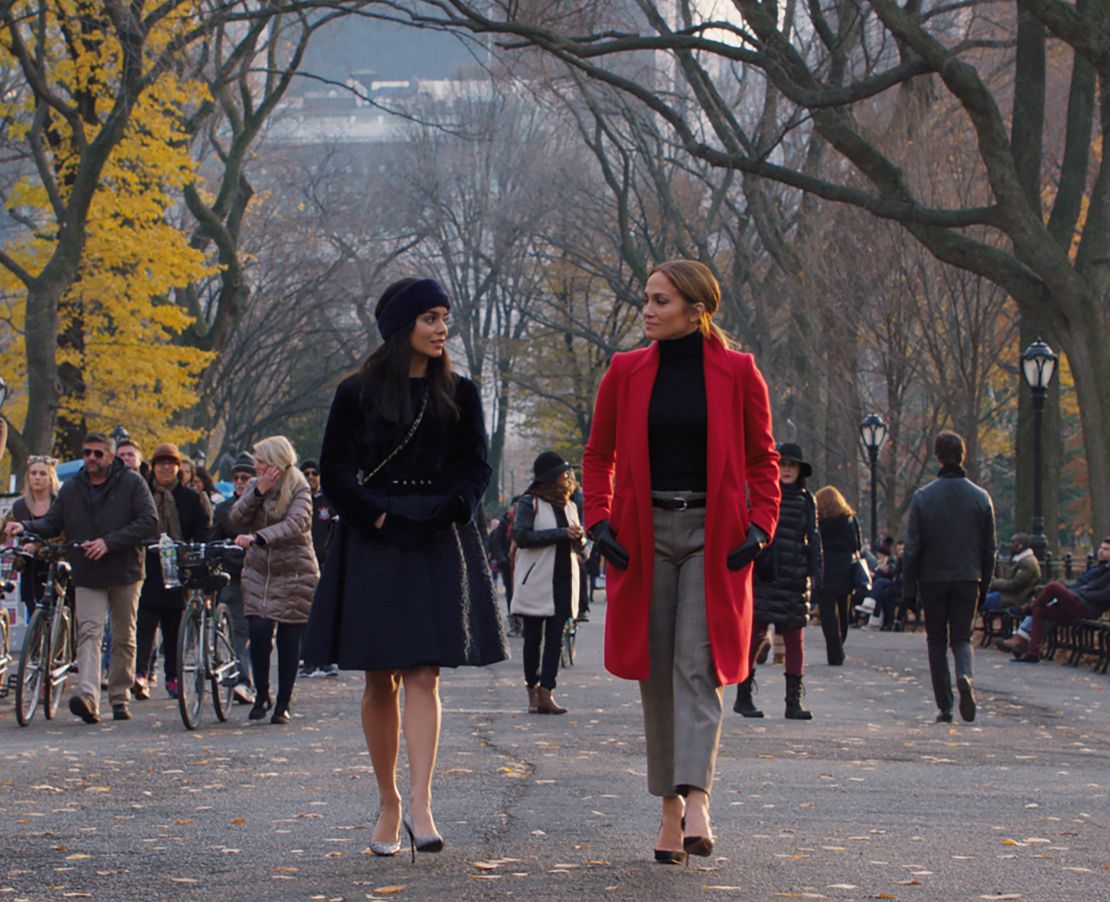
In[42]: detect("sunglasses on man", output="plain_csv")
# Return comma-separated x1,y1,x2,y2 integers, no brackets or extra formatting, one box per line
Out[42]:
303,470,319,477
82,448,107,459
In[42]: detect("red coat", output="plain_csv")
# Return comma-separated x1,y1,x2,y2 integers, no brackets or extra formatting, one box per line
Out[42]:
582,335,780,685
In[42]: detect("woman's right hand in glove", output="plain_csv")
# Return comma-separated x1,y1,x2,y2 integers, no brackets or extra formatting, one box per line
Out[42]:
588,520,629,570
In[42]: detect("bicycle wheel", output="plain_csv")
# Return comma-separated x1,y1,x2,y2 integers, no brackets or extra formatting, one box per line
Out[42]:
15,610,47,726
0,610,10,694
210,604,237,722
561,618,576,668
44,605,72,719
177,608,205,730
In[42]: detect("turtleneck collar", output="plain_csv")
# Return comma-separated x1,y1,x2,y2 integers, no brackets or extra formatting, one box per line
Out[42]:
938,464,967,478
657,328,703,361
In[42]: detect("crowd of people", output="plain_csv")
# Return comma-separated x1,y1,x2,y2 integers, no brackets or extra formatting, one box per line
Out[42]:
2,262,1109,869
2,432,337,724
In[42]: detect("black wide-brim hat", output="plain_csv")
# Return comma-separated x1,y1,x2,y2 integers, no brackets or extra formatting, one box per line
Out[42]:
532,450,573,485
777,442,813,479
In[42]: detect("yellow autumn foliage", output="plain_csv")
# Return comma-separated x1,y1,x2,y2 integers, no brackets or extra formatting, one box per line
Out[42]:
0,0,214,461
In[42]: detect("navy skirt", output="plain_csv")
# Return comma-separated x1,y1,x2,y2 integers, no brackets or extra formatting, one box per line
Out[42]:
303,519,509,671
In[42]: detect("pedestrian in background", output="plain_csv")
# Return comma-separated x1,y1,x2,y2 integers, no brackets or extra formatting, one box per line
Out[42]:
304,277,507,858
299,457,338,678
814,485,864,666
5,432,158,723
210,451,258,704
3,455,61,619
511,452,585,715
902,430,996,722
583,259,780,865
134,443,210,701
230,435,319,725
734,442,820,720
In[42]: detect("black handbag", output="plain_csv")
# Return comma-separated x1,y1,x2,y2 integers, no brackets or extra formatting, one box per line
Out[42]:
852,556,873,594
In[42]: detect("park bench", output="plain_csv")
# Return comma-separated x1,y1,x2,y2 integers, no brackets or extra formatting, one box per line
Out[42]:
976,551,1108,672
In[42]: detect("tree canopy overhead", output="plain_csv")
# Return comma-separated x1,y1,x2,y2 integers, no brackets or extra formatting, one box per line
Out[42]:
362,0,1109,536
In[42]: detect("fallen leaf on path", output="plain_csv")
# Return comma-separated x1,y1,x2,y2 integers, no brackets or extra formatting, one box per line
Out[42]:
372,887,405,895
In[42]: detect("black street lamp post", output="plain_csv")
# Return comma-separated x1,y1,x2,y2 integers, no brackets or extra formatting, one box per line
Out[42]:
859,413,889,551
194,449,207,471
109,425,129,447
1022,338,1057,563
0,376,8,408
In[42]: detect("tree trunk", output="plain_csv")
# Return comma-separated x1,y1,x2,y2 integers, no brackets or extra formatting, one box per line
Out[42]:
21,280,65,456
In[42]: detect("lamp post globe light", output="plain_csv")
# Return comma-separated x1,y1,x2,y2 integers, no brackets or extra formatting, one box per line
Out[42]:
0,375,8,408
109,424,130,447
194,448,207,472
1022,338,1057,563
859,413,889,551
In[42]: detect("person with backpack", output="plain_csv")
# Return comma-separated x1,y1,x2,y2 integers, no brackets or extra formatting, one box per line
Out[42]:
511,452,586,715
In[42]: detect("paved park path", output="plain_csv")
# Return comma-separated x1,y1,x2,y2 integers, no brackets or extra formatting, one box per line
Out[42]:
3,603,1109,901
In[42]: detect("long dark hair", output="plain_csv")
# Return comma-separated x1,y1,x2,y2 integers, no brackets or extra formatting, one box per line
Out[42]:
359,277,461,424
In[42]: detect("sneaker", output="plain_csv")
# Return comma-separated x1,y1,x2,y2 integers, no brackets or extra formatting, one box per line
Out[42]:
165,678,179,699
956,676,976,722
233,683,256,705
321,664,339,678
112,703,132,721
69,695,99,724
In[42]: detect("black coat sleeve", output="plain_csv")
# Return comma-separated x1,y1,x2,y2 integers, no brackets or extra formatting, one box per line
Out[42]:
512,494,571,549
319,378,389,532
444,377,492,522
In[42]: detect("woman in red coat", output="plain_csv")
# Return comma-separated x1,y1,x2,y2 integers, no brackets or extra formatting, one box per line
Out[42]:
583,260,780,864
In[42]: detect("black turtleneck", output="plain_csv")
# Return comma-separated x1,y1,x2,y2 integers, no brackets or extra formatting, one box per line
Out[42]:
648,329,708,491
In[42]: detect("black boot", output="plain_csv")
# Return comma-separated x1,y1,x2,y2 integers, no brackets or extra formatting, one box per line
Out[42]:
733,674,764,718
784,673,812,720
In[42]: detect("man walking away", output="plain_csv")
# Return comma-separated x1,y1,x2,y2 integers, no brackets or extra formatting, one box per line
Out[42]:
4,432,158,723
902,431,996,724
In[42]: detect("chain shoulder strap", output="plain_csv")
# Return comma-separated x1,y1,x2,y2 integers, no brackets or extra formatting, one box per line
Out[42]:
363,391,430,483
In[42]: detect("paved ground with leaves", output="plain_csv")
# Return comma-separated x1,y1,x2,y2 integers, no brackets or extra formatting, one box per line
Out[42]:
2,604,1108,901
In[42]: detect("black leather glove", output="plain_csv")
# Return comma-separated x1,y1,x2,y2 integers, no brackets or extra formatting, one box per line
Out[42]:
727,526,768,572
588,519,629,571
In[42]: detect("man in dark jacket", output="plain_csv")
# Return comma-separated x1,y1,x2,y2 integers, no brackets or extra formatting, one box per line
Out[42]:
4,431,158,723
211,452,256,701
983,533,1041,611
903,431,996,724
298,458,338,677
1009,538,1110,663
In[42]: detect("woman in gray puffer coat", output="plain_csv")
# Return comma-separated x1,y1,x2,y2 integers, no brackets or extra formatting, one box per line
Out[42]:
230,435,319,724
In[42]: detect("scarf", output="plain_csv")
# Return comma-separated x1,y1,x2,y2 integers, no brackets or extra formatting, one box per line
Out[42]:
153,483,184,541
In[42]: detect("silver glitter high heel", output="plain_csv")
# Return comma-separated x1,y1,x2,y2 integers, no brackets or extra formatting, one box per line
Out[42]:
368,812,402,856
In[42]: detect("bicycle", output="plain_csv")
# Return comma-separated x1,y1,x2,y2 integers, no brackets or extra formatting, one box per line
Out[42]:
153,539,243,730
4,538,79,726
561,616,577,668
0,581,13,699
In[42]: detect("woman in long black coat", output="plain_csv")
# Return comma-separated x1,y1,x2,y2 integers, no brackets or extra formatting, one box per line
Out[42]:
814,485,865,666
304,277,507,859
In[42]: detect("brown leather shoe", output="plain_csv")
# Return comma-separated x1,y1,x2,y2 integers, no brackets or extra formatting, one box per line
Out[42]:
527,685,539,714
131,676,150,700
535,687,567,715
995,636,1026,654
